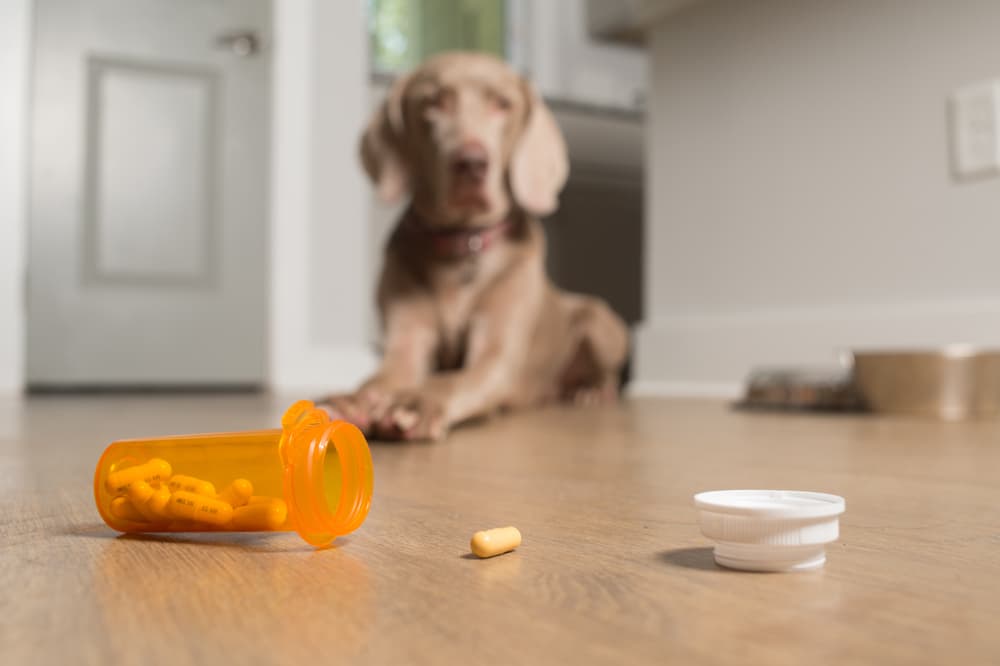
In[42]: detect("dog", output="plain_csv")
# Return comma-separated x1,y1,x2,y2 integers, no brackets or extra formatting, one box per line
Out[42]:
319,52,628,441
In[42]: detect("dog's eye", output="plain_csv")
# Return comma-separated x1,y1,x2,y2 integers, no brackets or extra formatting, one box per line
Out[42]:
488,92,512,112
425,89,454,111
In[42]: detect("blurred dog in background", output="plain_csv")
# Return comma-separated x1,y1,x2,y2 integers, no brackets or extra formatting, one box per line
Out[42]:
320,52,628,440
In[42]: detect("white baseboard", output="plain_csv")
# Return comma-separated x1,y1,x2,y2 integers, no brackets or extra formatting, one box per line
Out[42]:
633,299,1000,390
627,380,743,399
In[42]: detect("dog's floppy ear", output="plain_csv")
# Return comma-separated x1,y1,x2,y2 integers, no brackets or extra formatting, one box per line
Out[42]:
360,74,412,203
510,81,569,216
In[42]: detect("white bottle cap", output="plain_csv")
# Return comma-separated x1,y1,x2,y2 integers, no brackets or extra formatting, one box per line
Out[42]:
694,490,846,572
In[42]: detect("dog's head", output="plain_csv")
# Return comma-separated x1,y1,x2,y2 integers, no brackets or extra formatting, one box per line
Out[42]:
361,52,568,226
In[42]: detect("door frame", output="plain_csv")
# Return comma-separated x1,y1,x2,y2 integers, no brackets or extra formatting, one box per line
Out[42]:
0,0,31,393
1,0,378,395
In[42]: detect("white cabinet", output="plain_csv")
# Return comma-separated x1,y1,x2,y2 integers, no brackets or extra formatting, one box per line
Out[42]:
509,0,648,112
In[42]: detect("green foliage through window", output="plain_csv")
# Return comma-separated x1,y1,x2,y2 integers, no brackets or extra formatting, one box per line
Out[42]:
369,0,506,72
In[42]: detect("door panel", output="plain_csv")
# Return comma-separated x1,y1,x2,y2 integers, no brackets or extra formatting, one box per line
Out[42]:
86,58,218,283
28,0,271,386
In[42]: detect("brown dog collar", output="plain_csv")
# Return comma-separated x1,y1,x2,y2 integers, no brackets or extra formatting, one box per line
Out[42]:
402,211,515,260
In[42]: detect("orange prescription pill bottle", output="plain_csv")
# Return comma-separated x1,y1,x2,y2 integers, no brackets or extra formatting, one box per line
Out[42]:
94,400,373,547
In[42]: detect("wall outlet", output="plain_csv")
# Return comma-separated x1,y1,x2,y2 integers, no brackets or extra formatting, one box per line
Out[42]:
950,80,1000,179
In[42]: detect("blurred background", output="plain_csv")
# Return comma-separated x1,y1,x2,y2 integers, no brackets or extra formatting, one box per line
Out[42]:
0,0,997,399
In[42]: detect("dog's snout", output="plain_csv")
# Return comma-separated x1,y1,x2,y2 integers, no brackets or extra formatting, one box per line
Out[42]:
451,142,488,182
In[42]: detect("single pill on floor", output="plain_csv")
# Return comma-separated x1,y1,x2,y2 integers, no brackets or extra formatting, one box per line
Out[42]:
168,474,216,497
217,479,254,508
105,458,172,494
470,526,522,558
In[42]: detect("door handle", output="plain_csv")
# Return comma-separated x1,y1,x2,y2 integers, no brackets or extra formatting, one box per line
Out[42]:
215,31,260,57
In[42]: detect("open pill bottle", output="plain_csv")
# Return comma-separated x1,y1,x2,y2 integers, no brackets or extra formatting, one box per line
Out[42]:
94,400,373,547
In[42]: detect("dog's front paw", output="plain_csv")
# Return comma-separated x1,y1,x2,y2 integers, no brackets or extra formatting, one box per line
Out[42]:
315,390,385,434
374,392,449,442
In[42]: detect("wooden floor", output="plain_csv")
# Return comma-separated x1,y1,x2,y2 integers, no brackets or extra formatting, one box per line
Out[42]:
2,395,999,665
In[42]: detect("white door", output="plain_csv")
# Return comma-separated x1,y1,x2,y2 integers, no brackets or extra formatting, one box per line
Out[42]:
27,0,271,388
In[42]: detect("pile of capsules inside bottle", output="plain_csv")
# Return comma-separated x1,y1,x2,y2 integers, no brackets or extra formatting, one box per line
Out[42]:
105,457,288,531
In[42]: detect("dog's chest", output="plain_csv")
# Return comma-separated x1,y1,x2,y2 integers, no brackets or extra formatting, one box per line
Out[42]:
430,251,504,369
434,287,473,370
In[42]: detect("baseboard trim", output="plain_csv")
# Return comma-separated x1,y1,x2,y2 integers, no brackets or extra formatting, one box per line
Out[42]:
627,380,743,399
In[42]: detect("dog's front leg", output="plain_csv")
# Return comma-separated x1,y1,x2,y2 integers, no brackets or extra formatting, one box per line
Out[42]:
379,273,542,441
319,298,438,432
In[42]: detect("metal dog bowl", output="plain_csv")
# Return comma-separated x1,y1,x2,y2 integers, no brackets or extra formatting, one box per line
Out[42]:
851,346,1000,420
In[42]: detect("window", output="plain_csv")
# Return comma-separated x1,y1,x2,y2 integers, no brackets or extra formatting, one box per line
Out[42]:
368,0,506,73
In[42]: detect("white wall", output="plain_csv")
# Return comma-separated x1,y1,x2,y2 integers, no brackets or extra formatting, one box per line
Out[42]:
635,0,1000,397
269,0,377,394
0,0,31,394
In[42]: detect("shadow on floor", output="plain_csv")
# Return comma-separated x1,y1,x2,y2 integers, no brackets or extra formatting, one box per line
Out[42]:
61,523,323,552
658,546,728,572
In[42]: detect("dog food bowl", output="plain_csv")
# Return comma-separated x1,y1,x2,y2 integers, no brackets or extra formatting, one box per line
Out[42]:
694,490,846,572
851,346,1000,420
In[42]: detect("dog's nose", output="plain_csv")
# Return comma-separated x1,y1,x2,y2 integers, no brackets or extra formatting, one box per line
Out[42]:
451,142,488,182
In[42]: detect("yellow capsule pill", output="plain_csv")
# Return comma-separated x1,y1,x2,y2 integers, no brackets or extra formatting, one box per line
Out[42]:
126,479,155,505
247,495,272,505
217,479,254,508
232,499,288,530
138,485,172,521
110,496,148,523
168,474,216,497
106,458,172,494
168,491,233,526
470,526,521,558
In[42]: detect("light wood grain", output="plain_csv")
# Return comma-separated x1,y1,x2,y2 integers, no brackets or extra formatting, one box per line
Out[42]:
2,395,999,665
